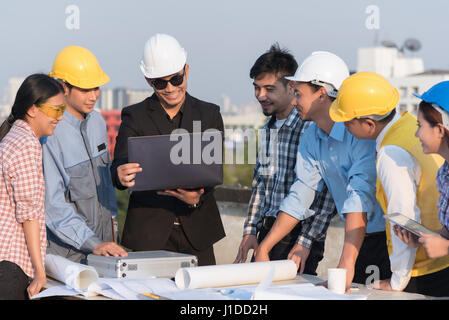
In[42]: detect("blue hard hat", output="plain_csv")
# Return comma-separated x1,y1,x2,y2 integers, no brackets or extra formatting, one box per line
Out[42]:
413,81,449,113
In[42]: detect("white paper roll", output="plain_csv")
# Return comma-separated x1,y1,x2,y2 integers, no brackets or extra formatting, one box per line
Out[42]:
175,260,297,290
45,254,99,291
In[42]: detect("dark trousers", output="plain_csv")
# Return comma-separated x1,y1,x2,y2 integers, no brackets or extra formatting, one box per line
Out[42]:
163,224,216,266
353,231,392,285
404,266,449,297
256,217,325,276
0,260,30,300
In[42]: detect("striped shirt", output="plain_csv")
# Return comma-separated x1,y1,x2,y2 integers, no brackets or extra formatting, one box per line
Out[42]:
243,108,336,248
0,120,46,278
437,161,449,231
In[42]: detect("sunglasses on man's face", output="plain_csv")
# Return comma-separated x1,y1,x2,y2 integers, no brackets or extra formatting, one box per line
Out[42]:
37,103,66,119
150,66,186,90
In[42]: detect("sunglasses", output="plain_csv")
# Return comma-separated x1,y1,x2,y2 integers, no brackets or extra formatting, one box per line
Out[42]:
37,103,66,119
150,66,186,90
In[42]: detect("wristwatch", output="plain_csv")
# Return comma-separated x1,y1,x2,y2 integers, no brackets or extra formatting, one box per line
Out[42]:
188,202,200,209
188,200,202,209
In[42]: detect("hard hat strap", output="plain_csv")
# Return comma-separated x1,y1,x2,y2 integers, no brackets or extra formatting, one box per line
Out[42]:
432,103,449,131
310,80,338,98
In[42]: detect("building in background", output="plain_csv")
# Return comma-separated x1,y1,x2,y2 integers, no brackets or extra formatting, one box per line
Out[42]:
97,88,153,110
2,43,447,135
101,110,122,159
357,42,449,115
221,94,266,131
0,77,25,118
97,88,153,158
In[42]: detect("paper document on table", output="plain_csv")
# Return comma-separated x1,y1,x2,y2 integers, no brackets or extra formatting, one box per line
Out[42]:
90,278,178,300
175,260,297,290
44,254,99,290
252,283,367,300
33,276,179,300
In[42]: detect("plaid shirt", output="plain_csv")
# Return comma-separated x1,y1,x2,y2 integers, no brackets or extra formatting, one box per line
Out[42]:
437,161,449,231
243,108,336,248
0,120,46,278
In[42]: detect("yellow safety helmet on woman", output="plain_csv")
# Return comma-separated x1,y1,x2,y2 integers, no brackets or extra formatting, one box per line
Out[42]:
329,72,399,122
49,46,110,89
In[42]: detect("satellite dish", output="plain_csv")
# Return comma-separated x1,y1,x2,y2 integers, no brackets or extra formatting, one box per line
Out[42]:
403,38,422,52
381,40,398,48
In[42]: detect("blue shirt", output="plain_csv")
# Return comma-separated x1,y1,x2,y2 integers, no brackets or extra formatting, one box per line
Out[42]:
41,110,118,261
279,122,385,234
243,108,336,248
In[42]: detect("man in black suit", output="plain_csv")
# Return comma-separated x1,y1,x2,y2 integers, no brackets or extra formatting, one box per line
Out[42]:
111,33,225,266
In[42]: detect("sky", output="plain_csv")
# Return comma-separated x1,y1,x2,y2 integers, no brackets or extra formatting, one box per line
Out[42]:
0,0,448,107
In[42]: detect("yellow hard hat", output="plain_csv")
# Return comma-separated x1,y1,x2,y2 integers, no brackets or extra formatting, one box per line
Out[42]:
329,72,399,122
49,46,110,89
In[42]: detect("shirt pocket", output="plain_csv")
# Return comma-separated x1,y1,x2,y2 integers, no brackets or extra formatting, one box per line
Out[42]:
67,162,97,201
94,151,118,213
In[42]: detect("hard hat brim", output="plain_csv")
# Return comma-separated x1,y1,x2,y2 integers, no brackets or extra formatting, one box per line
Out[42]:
49,46,110,89
284,75,299,81
140,60,186,79
50,71,110,89
413,93,423,100
329,100,354,122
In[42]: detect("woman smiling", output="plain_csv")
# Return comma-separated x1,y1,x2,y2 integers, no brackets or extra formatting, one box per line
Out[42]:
0,74,64,299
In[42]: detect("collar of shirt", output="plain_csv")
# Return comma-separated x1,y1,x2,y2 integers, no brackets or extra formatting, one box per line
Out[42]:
165,103,185,120
375,112,402,152
13,119,38,140
316,121,345,142
265,107,300,130
63,108,93,128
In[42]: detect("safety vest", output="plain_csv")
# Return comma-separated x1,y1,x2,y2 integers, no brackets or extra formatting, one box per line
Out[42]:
376,111,449,277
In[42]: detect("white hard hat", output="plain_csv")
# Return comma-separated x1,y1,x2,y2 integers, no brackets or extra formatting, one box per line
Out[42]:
286,51,349,98
140,33,187,79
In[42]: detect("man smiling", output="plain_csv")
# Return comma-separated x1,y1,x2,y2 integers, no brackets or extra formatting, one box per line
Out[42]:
111,34,225,265
42,46,127,263
255,52,391,292
234,45,336,276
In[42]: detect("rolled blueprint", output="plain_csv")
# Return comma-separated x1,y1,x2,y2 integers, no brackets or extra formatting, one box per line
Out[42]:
175,260,297,290
45,254,99,291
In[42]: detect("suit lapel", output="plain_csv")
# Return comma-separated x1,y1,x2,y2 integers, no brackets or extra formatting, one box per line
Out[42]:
180,93,201,133
145,94,173,135
145,92,201,135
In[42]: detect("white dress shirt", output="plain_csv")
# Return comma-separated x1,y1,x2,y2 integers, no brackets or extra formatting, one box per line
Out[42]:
376,112,420,291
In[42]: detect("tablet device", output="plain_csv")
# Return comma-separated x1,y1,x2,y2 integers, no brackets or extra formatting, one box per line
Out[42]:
385,212,438,237
128,131,223,191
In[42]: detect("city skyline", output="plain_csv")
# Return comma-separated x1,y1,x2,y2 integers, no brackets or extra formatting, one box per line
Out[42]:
1,42,447,120
0,1,448,107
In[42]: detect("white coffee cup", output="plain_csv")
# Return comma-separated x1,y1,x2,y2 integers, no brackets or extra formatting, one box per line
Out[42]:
327,268,347,294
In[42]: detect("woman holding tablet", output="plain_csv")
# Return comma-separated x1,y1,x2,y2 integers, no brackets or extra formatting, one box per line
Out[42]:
398,81,449,260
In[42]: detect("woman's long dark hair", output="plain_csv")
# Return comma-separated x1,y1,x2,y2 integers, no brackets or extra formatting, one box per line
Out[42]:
0,74,64,142
418,101,449,148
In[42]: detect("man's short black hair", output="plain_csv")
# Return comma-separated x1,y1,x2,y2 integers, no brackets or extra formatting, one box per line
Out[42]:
250,43,298,86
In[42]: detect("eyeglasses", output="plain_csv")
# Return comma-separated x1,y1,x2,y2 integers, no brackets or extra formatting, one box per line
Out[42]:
37,103,66,119
150,66,186,90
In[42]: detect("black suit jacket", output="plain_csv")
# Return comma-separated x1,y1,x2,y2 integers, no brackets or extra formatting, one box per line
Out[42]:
111,93,226,251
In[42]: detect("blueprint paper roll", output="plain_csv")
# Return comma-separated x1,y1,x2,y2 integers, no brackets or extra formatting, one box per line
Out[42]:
175,260,297,290
45,254,99,291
